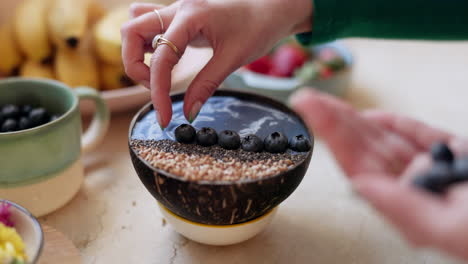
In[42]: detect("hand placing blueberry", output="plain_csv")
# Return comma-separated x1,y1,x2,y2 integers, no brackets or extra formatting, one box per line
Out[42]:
264,132,288,153
175,124,196,144
431,142,454,163
1,119,18,132
196,127,218,147
218,130,241,150
241,134,264,152
289,134,311,152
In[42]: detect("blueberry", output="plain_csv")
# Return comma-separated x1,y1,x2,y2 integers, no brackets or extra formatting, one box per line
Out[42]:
412,163,453,194
453,157,468,183
174,124,196,144
218,130,241,150
241,134,264,152
264,132,288,153
196,127,218,147
1,104,19,119
289,134,312,152
430,142,454,163
1,119,18,132
18,117,31,130
29,108,50,127
20,105,33,116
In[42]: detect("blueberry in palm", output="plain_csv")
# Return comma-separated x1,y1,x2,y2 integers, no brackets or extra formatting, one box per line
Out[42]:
430,142,454,163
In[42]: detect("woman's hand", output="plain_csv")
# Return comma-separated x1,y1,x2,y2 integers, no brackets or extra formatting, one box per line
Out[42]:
121,0,313,128
291,88,468,261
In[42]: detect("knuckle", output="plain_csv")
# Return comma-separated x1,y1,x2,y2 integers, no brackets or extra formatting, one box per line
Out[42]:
151,48,179,67
128,3,141,17
196,79,220,98
120,22,133,36
124,65,139,80
180,0,208,9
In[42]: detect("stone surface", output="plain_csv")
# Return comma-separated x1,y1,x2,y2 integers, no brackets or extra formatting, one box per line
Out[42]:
40,39,468,264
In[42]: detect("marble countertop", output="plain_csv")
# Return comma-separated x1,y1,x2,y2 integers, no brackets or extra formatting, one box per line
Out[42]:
40,39,468,264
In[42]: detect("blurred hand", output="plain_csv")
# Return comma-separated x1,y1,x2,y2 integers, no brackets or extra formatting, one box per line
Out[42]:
121,0,313,128
291,88,468,261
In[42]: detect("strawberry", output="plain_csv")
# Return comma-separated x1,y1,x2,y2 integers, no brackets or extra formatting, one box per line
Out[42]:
318,47,346,71
269,44,309,78
320,67,333,80
318,47,339,62
245,56,272,75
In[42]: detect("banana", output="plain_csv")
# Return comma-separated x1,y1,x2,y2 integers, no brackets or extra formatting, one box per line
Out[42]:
100,63,135,90
20,61,54,79
144,53,152,67
94,5,129,64
14,0,53,62
0,21,23,75
88,1,107,27
55,49,99,88
55,31,99,88
48,0,90,49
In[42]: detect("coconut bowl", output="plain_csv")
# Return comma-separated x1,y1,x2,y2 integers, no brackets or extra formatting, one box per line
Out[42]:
128,90,313,226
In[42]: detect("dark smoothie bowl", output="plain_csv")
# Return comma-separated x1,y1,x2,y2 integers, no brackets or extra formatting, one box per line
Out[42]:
128,90,313,245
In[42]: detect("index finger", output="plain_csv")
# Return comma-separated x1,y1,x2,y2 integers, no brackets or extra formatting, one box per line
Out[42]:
150,14,195,128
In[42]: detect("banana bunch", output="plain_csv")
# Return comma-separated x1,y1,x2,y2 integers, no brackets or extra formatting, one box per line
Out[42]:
55,31,99,88
94,5,129,65
14,0,53,63
0,0,134,91
48,0,90,49
20,61,54,79
0,22,22,75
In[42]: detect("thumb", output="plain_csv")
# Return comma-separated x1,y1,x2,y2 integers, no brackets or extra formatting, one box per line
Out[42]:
183,52,239,122
353,175,448,247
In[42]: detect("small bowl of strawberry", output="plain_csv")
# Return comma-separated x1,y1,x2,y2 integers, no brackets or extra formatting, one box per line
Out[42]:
223,40,352,103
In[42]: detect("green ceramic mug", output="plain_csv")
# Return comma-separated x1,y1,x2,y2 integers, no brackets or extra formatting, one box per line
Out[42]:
0,78,110,217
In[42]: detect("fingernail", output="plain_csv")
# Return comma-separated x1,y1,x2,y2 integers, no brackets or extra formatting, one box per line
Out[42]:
156,112,165,130
188,101,202,123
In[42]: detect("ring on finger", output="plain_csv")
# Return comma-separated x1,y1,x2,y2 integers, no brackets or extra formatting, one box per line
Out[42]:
152,35,182,58
152,34,163,50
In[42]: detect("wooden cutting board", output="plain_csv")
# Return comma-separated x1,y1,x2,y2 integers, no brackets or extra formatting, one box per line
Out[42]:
38,225,81,264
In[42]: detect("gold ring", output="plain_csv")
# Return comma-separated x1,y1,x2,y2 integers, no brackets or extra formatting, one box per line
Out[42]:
153,36,181,58
154,9,164,32
151,34,163,50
